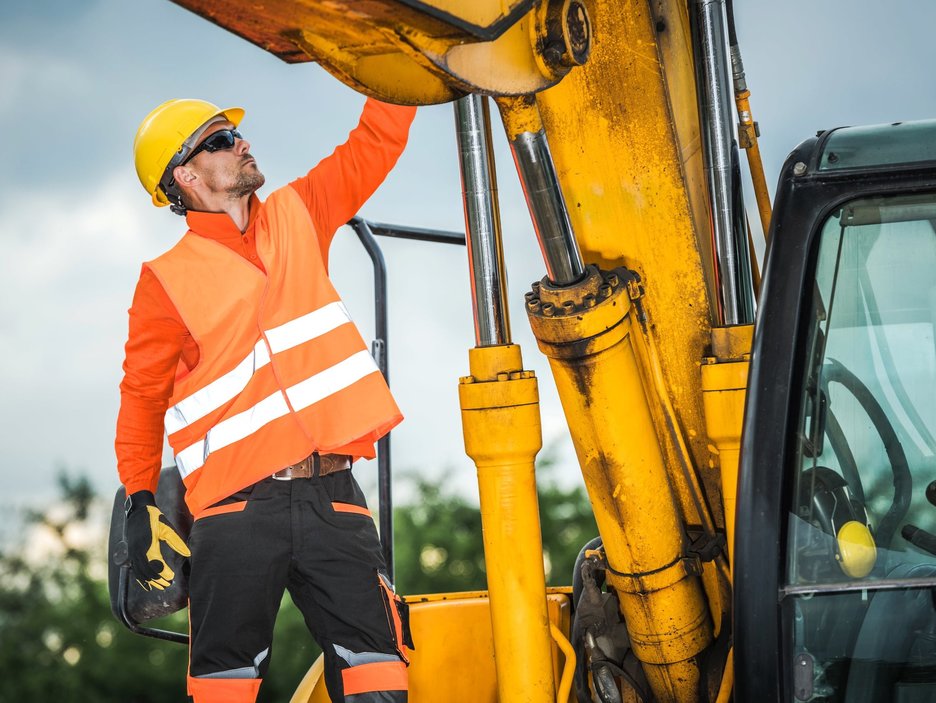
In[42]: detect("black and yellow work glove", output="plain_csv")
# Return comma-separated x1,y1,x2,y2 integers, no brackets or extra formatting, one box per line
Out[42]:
125,490,191,591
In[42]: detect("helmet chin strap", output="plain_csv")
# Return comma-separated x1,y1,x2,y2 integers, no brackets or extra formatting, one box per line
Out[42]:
159,179,187,216
169,197,187,217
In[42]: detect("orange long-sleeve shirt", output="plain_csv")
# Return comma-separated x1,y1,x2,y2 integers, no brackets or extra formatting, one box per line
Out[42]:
117,99,417,496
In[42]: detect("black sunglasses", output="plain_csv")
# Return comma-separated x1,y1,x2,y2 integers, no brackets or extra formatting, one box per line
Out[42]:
182,128,242,165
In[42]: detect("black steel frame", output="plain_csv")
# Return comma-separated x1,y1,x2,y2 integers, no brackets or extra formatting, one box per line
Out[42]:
734,130,936,701
345,216,464,582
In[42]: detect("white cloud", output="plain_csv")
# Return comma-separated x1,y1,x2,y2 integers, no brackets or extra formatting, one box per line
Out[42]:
0,46,91,115
0,175,174,500
0,176,166,379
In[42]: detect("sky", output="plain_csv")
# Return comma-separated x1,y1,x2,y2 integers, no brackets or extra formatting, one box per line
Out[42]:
3,0,936,516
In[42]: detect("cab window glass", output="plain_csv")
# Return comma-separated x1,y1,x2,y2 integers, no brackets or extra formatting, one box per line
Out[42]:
790,194,936,586
784,193,936,702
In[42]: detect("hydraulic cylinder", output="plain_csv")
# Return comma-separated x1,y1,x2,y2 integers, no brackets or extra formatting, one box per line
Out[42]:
701,325,753,567
459,344,556,702
455,94,557,702
693,0,756,325
527,266,713,702
455,94,511,347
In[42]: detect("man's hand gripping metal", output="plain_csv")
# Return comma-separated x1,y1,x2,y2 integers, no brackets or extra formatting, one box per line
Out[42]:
125,490,191,591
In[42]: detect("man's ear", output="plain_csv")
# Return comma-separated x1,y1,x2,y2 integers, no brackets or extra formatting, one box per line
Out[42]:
173,165,198,189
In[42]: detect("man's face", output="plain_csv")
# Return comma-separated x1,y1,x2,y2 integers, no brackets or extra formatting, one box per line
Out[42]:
185,120,265,200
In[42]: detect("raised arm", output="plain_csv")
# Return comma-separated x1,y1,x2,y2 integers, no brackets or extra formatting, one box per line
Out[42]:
289,98,417,261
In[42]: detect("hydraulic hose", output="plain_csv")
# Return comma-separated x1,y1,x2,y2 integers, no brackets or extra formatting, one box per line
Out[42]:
725,0,773,239
572,536,604,608
725,0,738,45
572,537,604,703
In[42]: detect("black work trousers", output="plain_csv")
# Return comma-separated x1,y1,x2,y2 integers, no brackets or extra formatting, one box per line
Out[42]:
186,470,410,703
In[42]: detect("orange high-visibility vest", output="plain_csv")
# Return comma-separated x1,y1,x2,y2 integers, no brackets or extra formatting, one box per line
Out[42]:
146,186,402,516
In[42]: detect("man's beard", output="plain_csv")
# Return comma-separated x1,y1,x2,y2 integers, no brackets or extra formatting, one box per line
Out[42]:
226,164,265,199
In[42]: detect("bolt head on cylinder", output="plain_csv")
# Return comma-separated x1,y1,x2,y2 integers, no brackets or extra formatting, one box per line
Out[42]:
526,265,641,351
564,1,591,65
540,0,592,74
528,264,636,318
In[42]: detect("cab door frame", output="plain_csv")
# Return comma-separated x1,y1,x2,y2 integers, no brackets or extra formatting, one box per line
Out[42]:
734,125,936,701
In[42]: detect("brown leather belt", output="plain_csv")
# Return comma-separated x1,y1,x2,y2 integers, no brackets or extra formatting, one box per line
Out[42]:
271,453,351,480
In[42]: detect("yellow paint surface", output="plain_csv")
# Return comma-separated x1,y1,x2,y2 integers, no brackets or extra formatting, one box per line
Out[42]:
535,0,721,531
291,591,573,702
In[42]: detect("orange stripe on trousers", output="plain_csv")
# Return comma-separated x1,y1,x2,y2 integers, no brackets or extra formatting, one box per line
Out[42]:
341,660,408,695
332,501,372,517
187,676,261,703
195,500,248,520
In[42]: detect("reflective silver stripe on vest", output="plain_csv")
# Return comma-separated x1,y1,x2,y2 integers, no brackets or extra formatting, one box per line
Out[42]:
164,302,352,435
175,349,380,478
265,301,352,355
165,340,271,435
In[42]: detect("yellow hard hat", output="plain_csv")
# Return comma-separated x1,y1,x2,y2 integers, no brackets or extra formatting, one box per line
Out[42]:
133,98,244,208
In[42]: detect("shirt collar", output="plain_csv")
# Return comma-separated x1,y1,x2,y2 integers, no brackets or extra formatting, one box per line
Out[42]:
185,193,261,240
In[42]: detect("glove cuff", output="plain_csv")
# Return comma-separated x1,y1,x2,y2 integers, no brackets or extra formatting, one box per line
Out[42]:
125,489,157,517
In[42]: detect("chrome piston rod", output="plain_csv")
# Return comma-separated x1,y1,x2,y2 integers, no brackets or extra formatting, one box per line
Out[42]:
498,98,585,287
694,0,755,325
454,94,511,347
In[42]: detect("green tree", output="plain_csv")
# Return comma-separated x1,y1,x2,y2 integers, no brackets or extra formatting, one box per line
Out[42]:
0,473,318,703
538,467,601,587
0,474,190,703
258,599,320,703
393,476,487,594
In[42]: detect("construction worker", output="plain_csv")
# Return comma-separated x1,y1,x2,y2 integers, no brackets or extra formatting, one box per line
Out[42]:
117,95,417,703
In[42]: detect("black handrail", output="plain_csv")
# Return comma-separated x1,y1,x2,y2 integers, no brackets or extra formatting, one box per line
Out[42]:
346,217,465,581
361,219,467,246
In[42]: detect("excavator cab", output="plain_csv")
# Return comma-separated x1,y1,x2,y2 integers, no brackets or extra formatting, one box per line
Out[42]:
737,119,936,702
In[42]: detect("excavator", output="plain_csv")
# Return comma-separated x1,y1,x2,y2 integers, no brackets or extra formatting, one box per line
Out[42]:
106,1,936,701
